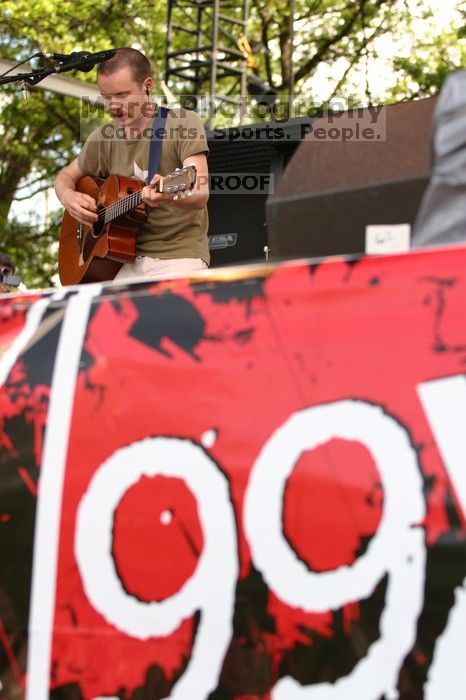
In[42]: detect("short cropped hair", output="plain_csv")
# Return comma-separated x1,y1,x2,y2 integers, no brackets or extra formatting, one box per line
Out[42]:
0,253,15,273
97,48,151,85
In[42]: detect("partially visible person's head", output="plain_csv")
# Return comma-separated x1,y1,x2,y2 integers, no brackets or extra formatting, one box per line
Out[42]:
0,253,16,294
0,253,15,276
97,48,154,129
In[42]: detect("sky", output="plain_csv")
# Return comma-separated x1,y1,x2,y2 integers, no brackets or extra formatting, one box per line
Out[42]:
310,0,463,108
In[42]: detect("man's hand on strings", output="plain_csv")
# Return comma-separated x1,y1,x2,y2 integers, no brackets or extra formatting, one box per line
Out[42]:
63,190,99,226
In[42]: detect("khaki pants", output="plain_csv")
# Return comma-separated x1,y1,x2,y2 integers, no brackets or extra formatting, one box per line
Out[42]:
113,256,208,282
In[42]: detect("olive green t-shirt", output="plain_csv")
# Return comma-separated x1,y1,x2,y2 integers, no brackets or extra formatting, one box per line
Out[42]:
77,108,210,264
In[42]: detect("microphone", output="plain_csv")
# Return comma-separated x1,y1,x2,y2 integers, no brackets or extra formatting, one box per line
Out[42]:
45,49,117,73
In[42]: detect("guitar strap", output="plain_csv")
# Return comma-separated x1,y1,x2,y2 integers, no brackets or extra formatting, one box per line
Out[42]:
147,106,169,184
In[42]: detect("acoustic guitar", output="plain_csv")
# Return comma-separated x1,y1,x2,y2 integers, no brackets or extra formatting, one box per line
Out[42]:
58,166,196,285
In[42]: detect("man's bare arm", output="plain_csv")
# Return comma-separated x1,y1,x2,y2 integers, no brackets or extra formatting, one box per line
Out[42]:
55,158,98,225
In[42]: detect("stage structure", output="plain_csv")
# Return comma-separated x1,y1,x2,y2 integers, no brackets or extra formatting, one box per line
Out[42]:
164,0,252,126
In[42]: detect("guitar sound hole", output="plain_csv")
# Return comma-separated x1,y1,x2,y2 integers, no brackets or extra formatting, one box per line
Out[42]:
91,205,105,237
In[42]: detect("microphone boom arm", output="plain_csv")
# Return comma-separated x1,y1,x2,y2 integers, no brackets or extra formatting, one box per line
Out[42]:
0,49,116,86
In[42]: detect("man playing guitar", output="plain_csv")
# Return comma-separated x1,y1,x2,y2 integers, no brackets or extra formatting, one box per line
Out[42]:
55,48,210,282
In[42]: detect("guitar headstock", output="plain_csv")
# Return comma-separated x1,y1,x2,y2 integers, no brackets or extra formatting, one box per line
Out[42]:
160,165,197,194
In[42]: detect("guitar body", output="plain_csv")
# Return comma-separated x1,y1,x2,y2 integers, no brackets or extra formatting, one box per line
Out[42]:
58,174,146,285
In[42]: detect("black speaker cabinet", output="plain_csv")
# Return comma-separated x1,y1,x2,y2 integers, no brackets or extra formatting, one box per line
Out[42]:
266,97,437,259
206,118,311,266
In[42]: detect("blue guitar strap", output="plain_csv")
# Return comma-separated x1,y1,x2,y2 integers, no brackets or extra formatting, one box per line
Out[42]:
147,106,169,184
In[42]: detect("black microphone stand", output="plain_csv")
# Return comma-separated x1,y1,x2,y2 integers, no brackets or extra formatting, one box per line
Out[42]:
0,53,92,88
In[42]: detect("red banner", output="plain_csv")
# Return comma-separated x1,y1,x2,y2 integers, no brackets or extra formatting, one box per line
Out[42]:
1,247,466,699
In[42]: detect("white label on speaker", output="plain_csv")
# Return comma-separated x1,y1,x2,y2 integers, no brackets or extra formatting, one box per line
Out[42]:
365,224,411,255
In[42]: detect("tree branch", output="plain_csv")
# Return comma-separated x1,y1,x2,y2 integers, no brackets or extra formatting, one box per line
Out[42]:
14,183,53,201
293,0,394,85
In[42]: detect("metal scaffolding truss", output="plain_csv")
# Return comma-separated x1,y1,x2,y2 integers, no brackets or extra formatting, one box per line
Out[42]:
165,0,250,125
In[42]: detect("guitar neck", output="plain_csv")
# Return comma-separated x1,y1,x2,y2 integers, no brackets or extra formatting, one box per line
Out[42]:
100,167,194,224
103,182,160,224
